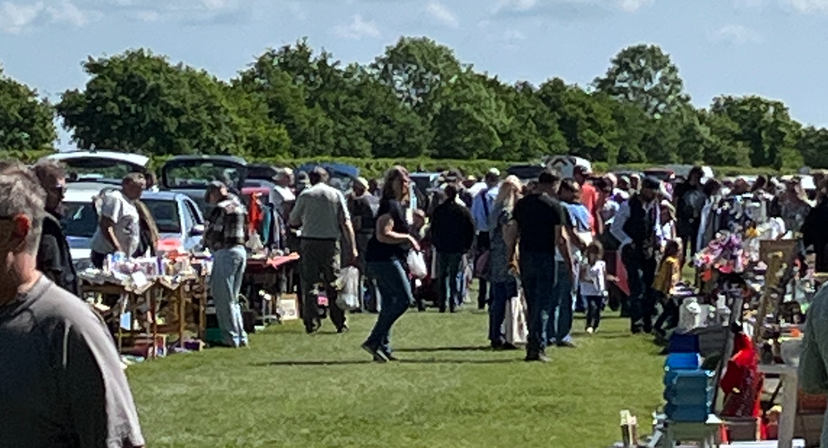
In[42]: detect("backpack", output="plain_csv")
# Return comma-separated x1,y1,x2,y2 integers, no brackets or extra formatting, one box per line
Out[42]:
681,189,706,221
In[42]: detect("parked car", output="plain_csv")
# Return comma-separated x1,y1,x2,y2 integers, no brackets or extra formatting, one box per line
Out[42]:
63,187,205,271
506,164,546,184
43,150,150,185
160,155,248,214
295,162,359,193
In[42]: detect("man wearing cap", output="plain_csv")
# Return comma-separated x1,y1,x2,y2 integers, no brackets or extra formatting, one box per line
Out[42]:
203,181,250,347
470,168,501,310
573,164,603,236
290,167,358,334
610,176,665,334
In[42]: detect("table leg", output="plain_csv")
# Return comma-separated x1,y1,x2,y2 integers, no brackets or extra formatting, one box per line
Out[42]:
778,371,799,448
150,291,158,360
178,286,186,349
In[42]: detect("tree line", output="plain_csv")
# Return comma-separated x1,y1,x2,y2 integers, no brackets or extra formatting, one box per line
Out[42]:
1,37,826,170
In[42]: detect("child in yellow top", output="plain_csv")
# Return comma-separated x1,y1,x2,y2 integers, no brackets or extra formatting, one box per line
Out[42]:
654,240,682,337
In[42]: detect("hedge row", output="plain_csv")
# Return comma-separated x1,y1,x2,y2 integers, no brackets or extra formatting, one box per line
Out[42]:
4,150,793,180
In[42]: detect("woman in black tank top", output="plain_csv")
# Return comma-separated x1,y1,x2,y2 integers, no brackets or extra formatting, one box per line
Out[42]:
361,166,419,362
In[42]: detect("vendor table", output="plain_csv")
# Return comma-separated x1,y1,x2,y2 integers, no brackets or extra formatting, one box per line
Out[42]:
758,363,799,448
243,253,300,322
81,275,200,360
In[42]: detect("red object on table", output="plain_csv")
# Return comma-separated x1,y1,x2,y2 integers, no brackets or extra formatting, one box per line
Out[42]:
720,333,767,439
245,253,301,271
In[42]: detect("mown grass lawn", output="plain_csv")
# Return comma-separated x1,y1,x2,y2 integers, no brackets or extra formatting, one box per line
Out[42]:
129,309,665,448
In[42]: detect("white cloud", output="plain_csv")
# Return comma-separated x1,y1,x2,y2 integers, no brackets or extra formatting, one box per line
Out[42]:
493,0,654,16
0,0,99,34
734,0,765,8
134,9,159,22
617,0,653,11
0,1,45,34
332,14,380,40
47,0,100,27
779,0,828,12
486,28,526,50
709,24,763,45
287,2,306,21
425,1,459,28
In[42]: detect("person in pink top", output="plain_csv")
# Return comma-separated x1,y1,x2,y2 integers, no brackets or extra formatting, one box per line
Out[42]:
573,164,603,235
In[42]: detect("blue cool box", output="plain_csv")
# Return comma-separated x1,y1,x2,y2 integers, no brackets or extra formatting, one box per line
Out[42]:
664,387,714,406
668,333,700,354
664,403,712,422
663,368,713,389
665,353,703,370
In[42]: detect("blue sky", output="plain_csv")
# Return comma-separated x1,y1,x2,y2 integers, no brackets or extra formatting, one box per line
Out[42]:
1,0,827,150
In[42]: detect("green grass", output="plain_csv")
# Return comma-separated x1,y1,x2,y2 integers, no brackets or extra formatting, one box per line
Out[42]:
128,309,665,448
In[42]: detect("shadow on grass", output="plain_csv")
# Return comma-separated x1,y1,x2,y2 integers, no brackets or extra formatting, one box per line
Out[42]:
394,345,493,353
254,358,519,366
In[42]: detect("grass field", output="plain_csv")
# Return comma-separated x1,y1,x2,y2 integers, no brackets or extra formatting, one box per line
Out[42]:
128,308,666,448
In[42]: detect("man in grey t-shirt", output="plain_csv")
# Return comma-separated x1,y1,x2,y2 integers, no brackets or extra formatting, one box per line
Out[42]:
0,163,144,448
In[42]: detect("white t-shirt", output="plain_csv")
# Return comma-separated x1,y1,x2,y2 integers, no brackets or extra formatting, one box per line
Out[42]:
579,260,607,297
90,190,140,257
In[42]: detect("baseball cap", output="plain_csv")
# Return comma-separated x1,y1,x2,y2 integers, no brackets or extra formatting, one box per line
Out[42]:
353,176,369,189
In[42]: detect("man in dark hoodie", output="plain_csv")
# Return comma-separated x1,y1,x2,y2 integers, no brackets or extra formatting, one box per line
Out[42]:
430,183,475,313
33,159,79,296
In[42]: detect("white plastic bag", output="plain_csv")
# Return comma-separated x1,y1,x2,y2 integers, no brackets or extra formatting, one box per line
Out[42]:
407,250,428,279
335,266,361,311
505,289,528,345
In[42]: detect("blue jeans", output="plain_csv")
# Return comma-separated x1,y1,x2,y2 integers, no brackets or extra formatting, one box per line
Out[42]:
437,252,464,311
488,279,518,344
519,252,557,355
211,246,249,347
548,261,574,344
364,260,413,354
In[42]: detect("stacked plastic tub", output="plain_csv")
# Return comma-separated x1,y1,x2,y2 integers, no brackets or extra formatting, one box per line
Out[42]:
664,333,715,423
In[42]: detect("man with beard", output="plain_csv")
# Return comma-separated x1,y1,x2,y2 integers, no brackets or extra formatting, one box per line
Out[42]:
33,159,79,296
611,177,664,334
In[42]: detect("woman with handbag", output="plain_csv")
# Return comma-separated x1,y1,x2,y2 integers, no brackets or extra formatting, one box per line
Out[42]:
361,166,420,363
487,175,523,349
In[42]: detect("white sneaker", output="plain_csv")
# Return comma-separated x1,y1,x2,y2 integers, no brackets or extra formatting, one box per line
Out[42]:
586,327,594,335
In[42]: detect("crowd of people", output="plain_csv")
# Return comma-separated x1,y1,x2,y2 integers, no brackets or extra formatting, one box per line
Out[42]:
5,152,828,445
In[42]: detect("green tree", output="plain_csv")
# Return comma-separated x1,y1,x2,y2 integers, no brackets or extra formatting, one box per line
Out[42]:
490,80,567,161
372,37,463,121
430,71,506,160
796,126,828,169
537,78,618,162
709,95,800,169
0,65,56,151
58,49,283,157
593,44,690,117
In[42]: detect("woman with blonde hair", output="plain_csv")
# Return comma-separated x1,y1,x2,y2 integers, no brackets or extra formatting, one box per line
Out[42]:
487,175,523,349
361,166,420,362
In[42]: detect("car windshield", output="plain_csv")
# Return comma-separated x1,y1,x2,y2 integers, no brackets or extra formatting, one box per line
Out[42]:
165,162,243,189
63,202,99,238
63,198,181,237
63,158,143,184
143,199,181,234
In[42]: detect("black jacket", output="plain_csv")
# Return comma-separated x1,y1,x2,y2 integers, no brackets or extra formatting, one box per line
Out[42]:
623,194,658,260
430,201,475,254
37,212,80,297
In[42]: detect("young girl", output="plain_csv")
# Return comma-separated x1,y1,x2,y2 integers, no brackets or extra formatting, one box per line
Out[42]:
580,241,614,334
653,240,682,336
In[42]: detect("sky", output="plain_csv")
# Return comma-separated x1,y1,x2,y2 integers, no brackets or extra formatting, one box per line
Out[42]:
1,0,828,150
